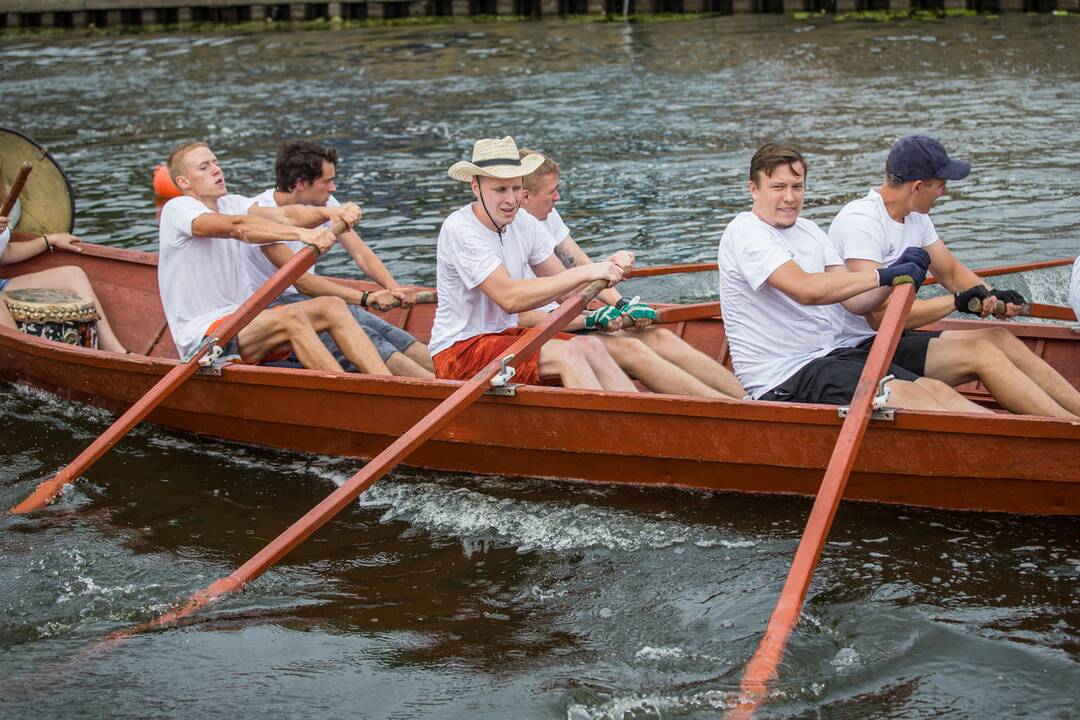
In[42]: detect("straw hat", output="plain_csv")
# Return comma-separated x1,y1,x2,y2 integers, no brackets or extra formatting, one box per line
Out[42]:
447,136,545,182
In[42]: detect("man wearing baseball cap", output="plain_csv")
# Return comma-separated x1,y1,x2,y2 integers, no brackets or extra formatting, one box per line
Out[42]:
828,135,1079,417
429,136,639,391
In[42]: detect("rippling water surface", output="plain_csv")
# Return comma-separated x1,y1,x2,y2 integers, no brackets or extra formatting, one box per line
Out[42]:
1,14,1079,719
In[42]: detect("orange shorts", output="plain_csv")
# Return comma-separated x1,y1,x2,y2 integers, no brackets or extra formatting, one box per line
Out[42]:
205,310,293,365
433,327,574,386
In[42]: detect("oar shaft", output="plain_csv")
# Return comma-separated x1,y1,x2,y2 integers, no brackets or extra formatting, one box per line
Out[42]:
731,284,917,719
122,279,610,634
1,161,33,217
10,221,347,514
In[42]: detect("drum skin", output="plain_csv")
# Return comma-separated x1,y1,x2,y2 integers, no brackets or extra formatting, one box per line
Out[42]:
0,127,75,235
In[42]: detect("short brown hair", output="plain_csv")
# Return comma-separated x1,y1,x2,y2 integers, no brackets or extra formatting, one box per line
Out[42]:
749,143,807,186
519,147,560,193
276,139,338,192
167,141,210,183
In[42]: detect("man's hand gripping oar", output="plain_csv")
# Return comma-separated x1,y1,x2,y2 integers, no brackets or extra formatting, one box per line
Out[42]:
8,218,350,514
97,274,614,642
726,273,922,719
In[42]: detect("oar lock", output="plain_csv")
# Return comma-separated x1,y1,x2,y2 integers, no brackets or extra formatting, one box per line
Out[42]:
837,374,896,421
487,354,519,397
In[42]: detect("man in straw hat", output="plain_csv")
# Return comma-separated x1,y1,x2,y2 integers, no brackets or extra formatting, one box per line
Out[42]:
828,136,1079,417
430,136,639,390
158,141,389,374
719,142,993,412
516,148,745,399
247,139,434,378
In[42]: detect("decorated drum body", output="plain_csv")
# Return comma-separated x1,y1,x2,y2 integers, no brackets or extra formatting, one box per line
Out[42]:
2,288,99,349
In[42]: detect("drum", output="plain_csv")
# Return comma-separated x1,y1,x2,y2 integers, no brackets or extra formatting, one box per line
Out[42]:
1,288,99,348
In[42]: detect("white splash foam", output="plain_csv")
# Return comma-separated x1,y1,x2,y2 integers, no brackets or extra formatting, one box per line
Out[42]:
359,482,757,554
634,646,685,662
566,688,734,720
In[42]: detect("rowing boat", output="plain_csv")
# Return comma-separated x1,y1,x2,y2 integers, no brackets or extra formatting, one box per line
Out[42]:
2,237,1078,515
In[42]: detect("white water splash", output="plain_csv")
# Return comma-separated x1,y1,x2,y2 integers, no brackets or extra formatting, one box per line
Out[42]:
359,481,757,554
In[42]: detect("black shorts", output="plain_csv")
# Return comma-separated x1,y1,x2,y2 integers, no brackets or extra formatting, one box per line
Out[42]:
856,329,942,377
760,336,931,406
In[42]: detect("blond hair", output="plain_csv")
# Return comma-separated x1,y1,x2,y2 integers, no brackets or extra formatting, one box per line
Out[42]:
167,141,210,183
519,147,560,193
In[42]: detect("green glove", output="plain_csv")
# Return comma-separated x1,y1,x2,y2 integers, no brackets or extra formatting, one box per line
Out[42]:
615,296,658,325
584,305,621,331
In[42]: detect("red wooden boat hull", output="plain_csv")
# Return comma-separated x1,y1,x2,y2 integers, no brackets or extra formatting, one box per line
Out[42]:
2,240,1078,515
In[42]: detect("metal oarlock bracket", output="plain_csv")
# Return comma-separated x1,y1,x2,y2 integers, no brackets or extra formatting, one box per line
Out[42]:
837,374,896,421
487,354,519,397
196,337,226,376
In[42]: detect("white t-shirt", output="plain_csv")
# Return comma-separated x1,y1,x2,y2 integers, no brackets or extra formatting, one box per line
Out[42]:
717,212,848,399
245,189,340,292
429,204,556,356
828,188,939,345
542,207,571,245
1070,256,1080,322
0,226,9,259
158,193,259,360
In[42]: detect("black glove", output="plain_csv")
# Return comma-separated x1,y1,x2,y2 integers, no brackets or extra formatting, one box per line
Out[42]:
897,246,931,270
990,288,1027,307
954,285,990,314
877,261,927,289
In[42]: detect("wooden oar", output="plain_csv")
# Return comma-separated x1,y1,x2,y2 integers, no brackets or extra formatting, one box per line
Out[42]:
654,298,1076,327
1,161,33,217
102,278,610,640
625,256,1074,281
727,283,917,720
9,221,348,514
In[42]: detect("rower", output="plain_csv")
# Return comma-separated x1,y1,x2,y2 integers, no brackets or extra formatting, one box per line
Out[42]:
0,214,129,353
516,149,744,399
828,136,1079,418
158,141,389,374
430,136,638,391
718,143,992,413
247,140,434,378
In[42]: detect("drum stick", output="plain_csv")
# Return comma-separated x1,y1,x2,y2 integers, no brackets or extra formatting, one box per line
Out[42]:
0,161,32,217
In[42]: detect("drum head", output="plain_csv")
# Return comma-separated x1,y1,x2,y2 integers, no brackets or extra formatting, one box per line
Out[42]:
0,127,75,235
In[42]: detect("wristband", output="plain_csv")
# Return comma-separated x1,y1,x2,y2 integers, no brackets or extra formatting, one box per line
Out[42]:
360,291,369,308
43,235,52,252
614,297,630,311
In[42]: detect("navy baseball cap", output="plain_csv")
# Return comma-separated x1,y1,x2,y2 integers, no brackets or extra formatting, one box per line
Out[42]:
886,136,971,182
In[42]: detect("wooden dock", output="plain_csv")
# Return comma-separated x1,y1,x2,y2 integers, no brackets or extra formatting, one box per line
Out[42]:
0,0,1069,31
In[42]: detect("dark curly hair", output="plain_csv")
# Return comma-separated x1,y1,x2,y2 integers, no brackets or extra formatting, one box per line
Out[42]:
275,140,338,192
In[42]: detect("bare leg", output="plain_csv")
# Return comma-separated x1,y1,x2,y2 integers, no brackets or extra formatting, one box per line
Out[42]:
404,341,435,373
237,306,343,371
913,377,994,414
298,297,391,375
940,327,1080,416
572,335,638,392
633,326,745,398
5,266,128,353
538,338,605,389
924,336,1074,418
885,379,955,412
387,351,435,379
598,333,724,397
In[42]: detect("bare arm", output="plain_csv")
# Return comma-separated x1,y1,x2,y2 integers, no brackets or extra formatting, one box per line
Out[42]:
517,308,587,331
338,228,399,289
766,260,880,305
478,257,623,314
0,233,82,264
261,243,365,303
552,235,625,307
191,212,333,248
926,240,986,294
845,257,952,328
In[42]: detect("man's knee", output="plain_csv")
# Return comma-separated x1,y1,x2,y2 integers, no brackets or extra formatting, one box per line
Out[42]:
914,377,956,396
571,335,610,362
276,305,315,336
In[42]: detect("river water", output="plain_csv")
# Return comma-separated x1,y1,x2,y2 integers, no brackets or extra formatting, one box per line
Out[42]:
1,14,1079,719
